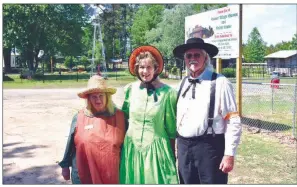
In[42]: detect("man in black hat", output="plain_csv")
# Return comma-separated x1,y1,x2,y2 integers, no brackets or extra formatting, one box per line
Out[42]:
173,38,242,184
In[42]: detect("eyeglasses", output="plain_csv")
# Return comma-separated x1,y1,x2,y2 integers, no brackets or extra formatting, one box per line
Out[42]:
185,53,201,59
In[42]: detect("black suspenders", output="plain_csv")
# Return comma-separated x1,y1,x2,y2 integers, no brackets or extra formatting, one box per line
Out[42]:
205,72,217,137
177,75,189,103
177,72,218,137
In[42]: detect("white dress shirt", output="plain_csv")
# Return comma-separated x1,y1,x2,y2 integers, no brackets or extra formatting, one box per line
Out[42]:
176,68,242,156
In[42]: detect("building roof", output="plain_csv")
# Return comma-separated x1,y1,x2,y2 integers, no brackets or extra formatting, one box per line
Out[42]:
264,50,297,59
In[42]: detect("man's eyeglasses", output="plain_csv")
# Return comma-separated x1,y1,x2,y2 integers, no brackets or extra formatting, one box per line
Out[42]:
185,53,201,59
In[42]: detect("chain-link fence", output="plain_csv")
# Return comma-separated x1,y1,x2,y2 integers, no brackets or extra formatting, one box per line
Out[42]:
232,82,297,138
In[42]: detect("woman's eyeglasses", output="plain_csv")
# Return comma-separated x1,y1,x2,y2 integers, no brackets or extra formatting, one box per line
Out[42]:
185,53,201,59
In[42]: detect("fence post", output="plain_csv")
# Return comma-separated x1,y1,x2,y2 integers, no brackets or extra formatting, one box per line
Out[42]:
293,83,297,138
59,68,62,82
43,61,45,83
116,63,118,81
271,86,274,114
76,65,78,82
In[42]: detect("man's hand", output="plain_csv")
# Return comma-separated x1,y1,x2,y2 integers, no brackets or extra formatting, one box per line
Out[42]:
219,155,234,173
62,167,70,180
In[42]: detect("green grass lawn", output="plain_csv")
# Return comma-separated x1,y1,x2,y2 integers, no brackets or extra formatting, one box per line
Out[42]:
3,71,181,89
229,131,296,184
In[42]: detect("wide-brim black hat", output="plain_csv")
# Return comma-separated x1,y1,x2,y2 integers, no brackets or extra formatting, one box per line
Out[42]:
173,37,219,59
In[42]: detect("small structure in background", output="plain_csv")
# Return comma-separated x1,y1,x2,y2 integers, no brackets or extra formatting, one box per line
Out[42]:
111,58,122,70
265,50,297,77
2,51,21,68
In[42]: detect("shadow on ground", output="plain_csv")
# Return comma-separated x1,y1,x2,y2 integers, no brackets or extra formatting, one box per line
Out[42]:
3,142,49,159
3,164,69,184
242,117,292,131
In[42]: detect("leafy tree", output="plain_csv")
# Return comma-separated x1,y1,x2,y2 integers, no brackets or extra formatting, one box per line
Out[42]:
243,27,266,63
290,34,297,50
3,4,89,73
64,56,77,70
265,44,278,56
81,24,94,57
145,4,227,58
275,41,292,51
145,5,195,58
80,55,90,69
193,4,227,13
130,5,165,48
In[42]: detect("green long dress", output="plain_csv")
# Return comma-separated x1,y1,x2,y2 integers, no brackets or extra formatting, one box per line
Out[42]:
120,81,178,184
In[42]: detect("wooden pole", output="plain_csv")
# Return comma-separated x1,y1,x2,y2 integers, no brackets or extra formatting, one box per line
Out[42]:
216,58,222,73
236,4,243,116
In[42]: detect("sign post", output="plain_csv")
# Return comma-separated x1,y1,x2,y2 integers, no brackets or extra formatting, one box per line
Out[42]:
236,4,243,116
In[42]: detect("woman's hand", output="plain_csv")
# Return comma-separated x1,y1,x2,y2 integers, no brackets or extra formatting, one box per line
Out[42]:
62,167,70,180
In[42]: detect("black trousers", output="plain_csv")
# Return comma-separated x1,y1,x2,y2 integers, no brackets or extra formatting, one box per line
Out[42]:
177,133,228,184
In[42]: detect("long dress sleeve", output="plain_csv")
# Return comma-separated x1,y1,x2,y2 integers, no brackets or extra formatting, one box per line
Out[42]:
121,84,132,131
58,114,78,168
164,88,178,139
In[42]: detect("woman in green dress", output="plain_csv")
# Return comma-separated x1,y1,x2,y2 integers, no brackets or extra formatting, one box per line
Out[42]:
120,45,178,184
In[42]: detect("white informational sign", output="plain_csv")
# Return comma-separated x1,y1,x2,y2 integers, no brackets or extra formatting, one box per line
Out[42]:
185,5,240,59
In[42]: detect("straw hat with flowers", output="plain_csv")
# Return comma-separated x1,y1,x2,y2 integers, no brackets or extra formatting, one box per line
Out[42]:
78,75,116,99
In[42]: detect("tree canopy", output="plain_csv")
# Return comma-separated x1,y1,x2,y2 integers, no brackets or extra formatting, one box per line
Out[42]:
3,4,89,73
243,27,266,63
3,4,296,74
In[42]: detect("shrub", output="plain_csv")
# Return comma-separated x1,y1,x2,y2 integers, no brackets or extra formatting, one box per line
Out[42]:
170,66,179,75
222,68,235,78
159,72,168,79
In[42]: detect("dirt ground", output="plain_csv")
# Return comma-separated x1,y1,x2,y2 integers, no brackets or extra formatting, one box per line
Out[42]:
3,87,296,184
3,87,125,184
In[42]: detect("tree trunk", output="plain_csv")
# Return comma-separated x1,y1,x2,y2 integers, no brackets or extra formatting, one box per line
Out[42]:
34,50,39,72
3,48,12,73
26,49,35,73
122,5,127,59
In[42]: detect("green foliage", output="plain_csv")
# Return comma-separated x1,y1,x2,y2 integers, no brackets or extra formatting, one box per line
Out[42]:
145,4,226,58
192,4,227,13
242,68,249,77
145,5,195,58
100,4,136,61
64,56,77,70
275,41,292,51
265,44,278,56
131,5,165,47
222,68,235,78
81,24,94,57
80,55,90,69
3,4,89,73
264,34,297,55
170,66,179,75
243,27,266,63
165,64,173,71
291,34,297,49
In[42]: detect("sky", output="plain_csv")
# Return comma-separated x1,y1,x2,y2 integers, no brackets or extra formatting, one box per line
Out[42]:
242,4,296,46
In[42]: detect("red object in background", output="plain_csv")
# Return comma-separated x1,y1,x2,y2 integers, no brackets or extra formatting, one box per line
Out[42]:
271,78,280,89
